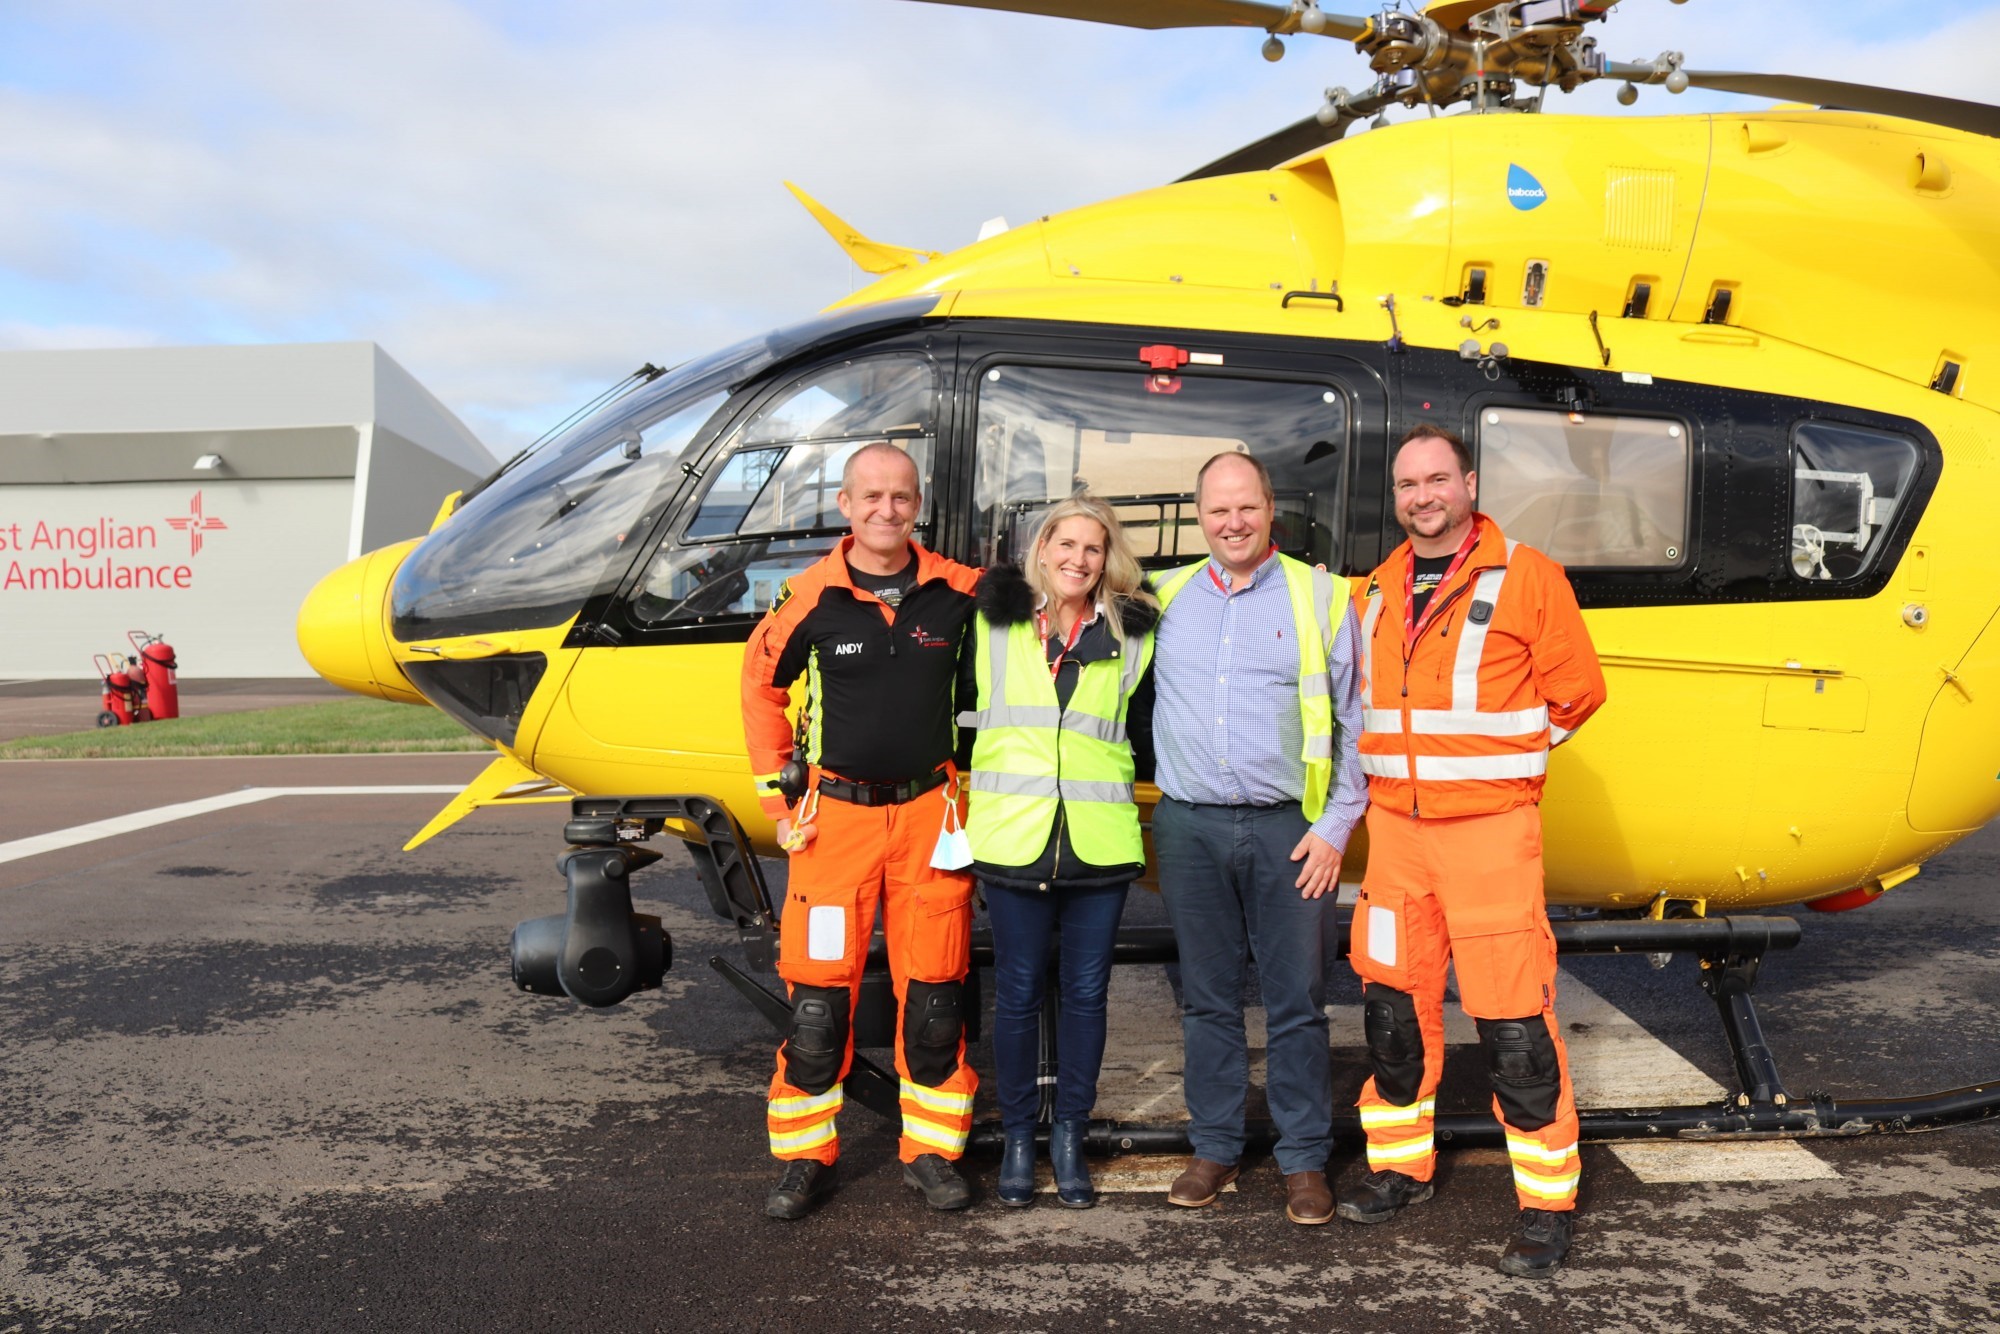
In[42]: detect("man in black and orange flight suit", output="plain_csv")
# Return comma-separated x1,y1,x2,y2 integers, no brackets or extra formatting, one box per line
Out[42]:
742,441,983,1219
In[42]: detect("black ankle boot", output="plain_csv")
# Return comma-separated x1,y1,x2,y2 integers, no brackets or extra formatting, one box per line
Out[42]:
1050,1120,1094,1208
997,1129,1035,1207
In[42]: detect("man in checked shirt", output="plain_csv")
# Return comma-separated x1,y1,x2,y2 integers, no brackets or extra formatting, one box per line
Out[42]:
1146,450,1366,1225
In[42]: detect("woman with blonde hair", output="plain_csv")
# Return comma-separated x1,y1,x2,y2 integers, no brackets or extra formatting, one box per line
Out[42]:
958,493,1158,1207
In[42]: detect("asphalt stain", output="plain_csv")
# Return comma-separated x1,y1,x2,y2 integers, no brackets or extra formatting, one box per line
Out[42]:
156,865,251,879
0,941,494,1040
309,868,516,916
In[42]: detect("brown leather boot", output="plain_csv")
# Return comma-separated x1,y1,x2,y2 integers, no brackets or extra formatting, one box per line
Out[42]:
1284,1170,1334,1225
1167,1157,1240,1207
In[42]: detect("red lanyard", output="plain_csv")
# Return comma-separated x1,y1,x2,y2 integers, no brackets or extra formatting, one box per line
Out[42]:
1404,522,1480,650
1207,543,1280,595
1037,607,1089,678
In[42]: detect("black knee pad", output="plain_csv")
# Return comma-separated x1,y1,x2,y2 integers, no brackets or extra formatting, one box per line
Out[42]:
902,979,964,1087
1477,1016,1561,1131
782,985,850,1096
1363,983,1425,1107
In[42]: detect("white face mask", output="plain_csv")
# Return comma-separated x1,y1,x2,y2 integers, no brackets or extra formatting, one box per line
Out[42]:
930,779,973,871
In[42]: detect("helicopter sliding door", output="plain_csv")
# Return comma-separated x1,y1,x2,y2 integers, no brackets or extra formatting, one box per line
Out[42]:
943,325,1385,578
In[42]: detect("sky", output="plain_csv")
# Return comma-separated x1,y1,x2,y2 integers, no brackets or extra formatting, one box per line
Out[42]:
3,0,1997,457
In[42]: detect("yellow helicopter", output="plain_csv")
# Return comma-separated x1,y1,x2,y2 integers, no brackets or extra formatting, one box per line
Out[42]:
296,0,2000,1139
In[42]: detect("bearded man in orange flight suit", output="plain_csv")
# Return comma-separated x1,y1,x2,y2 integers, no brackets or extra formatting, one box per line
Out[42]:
741,441,982,1219
1338,424,1607,1278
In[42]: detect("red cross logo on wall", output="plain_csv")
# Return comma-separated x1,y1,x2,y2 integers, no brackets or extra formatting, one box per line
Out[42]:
165,490,228,556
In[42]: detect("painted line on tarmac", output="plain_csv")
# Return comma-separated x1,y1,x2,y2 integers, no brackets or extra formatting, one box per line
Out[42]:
0,786,464,866
1092,964,1835,1185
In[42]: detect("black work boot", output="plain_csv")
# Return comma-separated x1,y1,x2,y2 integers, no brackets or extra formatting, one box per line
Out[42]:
1497,1207,1574,1278
1335,1169,1435,1224
766,1160,835,1220
903,1153,975,1210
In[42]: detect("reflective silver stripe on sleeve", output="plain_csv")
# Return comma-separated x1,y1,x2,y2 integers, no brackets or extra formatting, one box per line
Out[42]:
968,771,1061,798
1550,722,1576,747
1357,751,1549,781
1450,564,1510,713
1058,778,1137,803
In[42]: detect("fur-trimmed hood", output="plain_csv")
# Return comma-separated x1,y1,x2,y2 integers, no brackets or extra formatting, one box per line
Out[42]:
975,563,1160,637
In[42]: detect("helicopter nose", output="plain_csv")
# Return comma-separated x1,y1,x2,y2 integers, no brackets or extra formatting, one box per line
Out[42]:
295,539,428,705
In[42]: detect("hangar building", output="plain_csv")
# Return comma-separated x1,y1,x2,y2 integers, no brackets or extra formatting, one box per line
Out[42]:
0,343,494,679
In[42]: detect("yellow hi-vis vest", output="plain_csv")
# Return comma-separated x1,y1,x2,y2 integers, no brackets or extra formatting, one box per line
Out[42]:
958,610,1155,867
1153,553,1348,822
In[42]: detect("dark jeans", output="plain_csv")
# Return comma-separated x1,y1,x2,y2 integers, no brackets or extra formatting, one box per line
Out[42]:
983,878,1132,1133
1153,796,1333,1175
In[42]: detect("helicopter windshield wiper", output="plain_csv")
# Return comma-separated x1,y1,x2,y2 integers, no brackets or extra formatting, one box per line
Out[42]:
456,363,669,511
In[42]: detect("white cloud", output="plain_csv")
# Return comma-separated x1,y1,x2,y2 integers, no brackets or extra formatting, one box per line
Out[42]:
2,0,1996,448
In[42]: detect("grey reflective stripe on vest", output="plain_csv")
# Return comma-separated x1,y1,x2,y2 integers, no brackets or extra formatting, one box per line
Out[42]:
957,704,1063,730
1298,564,1337,697
1309,566,1337,652
1061,712,1128,744
959,618,1134,742
967,770,1134,803
1119,632,1147,697
1450,542,1518,713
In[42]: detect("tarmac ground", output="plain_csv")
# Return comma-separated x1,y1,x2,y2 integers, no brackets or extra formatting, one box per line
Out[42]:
2,751,1999,1332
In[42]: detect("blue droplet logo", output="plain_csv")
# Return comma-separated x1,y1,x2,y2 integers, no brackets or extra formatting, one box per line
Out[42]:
1507,163,1547,211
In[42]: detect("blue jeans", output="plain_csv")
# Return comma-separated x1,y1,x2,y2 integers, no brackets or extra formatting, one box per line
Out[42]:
1153,796,1333,1175
983,878,1132,1133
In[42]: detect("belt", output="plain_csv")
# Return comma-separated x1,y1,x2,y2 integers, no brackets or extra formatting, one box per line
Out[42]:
817,768,949,807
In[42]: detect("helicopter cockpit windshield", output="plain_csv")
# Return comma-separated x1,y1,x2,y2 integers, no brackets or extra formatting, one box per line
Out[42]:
390,299,938,642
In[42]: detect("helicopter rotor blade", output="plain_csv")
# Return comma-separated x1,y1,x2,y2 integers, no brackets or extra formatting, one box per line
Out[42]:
1178,113,1350,181
901,0,1373,42
1677,69,2000,138
1178,84,1399,181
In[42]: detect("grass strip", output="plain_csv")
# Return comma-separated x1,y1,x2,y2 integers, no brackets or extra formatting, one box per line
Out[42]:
0,698,490,760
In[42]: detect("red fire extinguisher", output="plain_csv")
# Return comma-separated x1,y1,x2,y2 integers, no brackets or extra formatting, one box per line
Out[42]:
94,653,140,727
132,631,180,721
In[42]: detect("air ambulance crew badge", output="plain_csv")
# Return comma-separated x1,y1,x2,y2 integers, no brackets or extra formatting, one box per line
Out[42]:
769,579,794,616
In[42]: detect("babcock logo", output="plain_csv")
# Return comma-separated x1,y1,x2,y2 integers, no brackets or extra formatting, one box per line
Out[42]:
1507,164,1547,211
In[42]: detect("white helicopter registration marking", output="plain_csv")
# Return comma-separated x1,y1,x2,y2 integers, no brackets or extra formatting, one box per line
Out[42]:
0,785,465,866
1074,933,1835,1191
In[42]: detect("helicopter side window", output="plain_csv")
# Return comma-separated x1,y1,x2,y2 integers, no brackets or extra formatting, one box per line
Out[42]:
970,364,1345,570
1474,407,1689,568
1789,422,1920,581
630,355,939,624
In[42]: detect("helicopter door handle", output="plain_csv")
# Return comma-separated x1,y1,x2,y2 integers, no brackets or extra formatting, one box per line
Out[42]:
1940,665,1974,701
406,638,523,661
